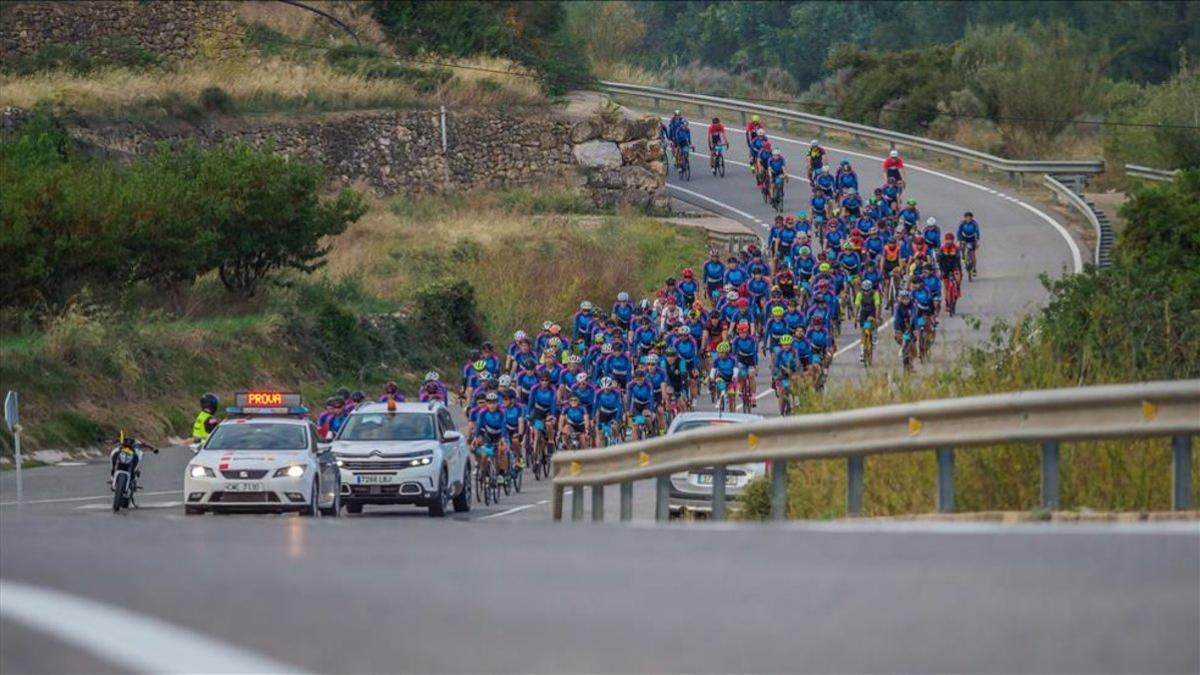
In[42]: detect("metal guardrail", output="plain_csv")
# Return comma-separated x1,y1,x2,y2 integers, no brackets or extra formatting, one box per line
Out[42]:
1043,175,1111,268
1124,164,1179,182
602,82,1106,178
551,380,1199,521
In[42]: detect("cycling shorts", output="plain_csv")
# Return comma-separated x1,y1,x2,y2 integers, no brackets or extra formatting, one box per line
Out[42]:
567,420,587,433
529,406,552,421
629,401,654,415
735,354,756,368
886,167,902,181
597,410,620,425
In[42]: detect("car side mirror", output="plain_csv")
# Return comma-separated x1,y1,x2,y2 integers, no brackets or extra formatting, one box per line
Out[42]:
189,443,201,454
442,430,462,443
317,443,332,454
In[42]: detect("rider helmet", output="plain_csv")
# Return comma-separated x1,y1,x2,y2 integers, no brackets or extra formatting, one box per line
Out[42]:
771,306,785,317
756,128,766,137
964,211,974,218
674,109,681,116
736,298,749,309
549,324,561,335
945,233,955,242
424,371,439,382
676,325,690,335
812,314,824,325
861,279,873,291
906,199,917,206
682,267,694,279
600,377,615,388
350,391,365,403
899,289,912,300
818,262,831,273
926,217,937,227
716,341,731,354
542,321,553,331
200,393,219,413
514,330,527,341
473,359,488,372
751,114,760,122
726,291,739,301
617,291,630,302
575,372,588,384
889,150,899,158
810,139,819,146
780,335,794,346
581,301,593,311
498,374,512,387
485,392,498,402
736,321,750,334
477,372,492,382
568,354,582,364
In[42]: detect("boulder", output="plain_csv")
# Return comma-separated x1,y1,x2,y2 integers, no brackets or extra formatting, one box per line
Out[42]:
572,140,622,170
570,119,600,143
618,165,661,192
619,139,649,165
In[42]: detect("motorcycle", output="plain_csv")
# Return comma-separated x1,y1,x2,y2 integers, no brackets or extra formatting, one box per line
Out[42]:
110,434,159,512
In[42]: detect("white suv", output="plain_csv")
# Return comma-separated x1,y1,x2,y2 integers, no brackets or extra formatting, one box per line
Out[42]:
331,402,470,516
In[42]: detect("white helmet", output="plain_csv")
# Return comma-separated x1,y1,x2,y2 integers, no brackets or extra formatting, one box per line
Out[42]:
498,374,512,387
756,128,766,137
895,225,906,235
575,372,588,384
926,217,937,227
477,371,492,382
647,354,660,364
810,139,819,146
847,187,856,194
889,149,899,158
726,291,739,301
513,330,527,341
580,301,593,311
424,371,439,382
542,320,553,330
617,291,630,302
676,325,690,335
568,354,582,364
674,109,681,115
600,377,615,388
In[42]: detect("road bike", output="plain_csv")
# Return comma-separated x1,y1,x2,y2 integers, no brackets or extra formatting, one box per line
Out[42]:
775,376,795,416
474,445,500,506
716,379,738,414
599,418,623,448
962,244,978,281
677,145,692,181
769,173,785,212
900,330,917,372
711,143,726,177
530,418,552,481
916,316,933,363
860,318,875,367
944,273,961,317
737,372,754,414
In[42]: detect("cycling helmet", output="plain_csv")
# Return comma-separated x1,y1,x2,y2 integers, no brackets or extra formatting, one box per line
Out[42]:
810,139,819,146
798,246,811,256
796,210,807,219
325,396,342,408
336,387,351,400
906,199,917,206
498,374,512,387
200,393,219,413
478,372,492,382
756,128,766,137
780,335,794,346
665,346,678,356
736,298,749,309
473,359,488,372
647,354,659,365
681,120,689,127
772,149,782,156
514,330,527,341
542,320,553,331
581,301,593,311
485,392,498,402
617,291,630,302
676,325,690,335
895,225,906,235
771,306,785,317
818,262,831,272
682,267,694,279
861,279,873,291
424,371,439,382
639,298,650,310
601,343,613,354
945,232,955,242
763,142,772,151
547,337,562,349
842,241,855,250
846,187,856,194
674,109,681,115
751,114,760,122
594,334,606,344
736,321,750,334
600,377,615,388
726,291,739,301
665,276,677,286
350,390,365,403
889,149,899,158
963,211,974,218
575,372,588,383
568,354,582,364
899,289,912,299
536,370,550,380
926,217,937,227
716,341,731,354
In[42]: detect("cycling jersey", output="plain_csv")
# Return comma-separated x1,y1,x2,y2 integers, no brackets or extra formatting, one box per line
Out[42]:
702,260,725,285
678,278,699,305
663,358,688,393
768,156,786,175
808,146,826,169
732,335,758,366
674,127,692,149
573,311,595,342
708,122,725,145
893,300,916,332
921,274,942,299
595,389,624,416
626,380,657,411
571,383,597,412
814,174,835,193
855,290,881,320
502,402,525,432
922,225,941,249
938,249,961,277
671,335,699,368
957,220,980,243
724,267,748,288
837,171,858,191
561,404,588,429
611,300,634,328
784,309,806,333
899,208,920,228
710,354,739,381
763,317,790,346
473,409,509,442
807,328,832,352
841,194,863,214
912,287,934,315
527,384,558,416
838,251,862,276
883,155,904,179
773,346,803,377
792,336,818,365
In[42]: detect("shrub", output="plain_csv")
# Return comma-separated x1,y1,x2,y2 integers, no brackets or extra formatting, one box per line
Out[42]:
199,86,234,114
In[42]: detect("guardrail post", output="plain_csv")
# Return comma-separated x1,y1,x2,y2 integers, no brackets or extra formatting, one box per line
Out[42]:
1041,442,1060,510
936,447,955,513
955,158,962,172
740,110,747,126
1173,435,1193,511
770,460,788,521
591,484,605,522
620,481,633,521
552,484,564,521
655,475,670,521
652,96,660,111
571,485,584,521
712,465,727,521
847,456,864,515
698,103,705,117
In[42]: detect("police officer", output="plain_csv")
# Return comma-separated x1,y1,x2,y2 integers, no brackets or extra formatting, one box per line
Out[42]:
192,393,220,444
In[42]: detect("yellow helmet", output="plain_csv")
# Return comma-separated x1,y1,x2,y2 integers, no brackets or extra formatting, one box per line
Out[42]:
751,114,760,123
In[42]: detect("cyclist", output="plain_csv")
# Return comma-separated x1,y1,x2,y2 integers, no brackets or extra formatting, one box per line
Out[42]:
772,334,804,404
319,397,348,440
471,392,511,482
854,279,881,363
767,148,787,201
806,314,834,367
419,372,449,404
662,348,691,413
745,114,764,156
500,389,526,463
526,371,559,447
762,305,790,355
557,392,592,449
749,128,768,172
604,342,633,389
836,160,859,194
625,370,658,440
673,119,693,168
938,233,961,281
702,251,726,302
730,321,758,402
594,377,625,446
956,211,981,271
708,117,728,172
667,110,684,149
678,268,699,307
612,291,635,330
881,176,903,211
921,216,942,249
840,187,863,217
192,392,220,444
893,288,917,347
883,149,906,185
708,341,739,403
813,166,836,197
899,199,921,233
807,139,826,177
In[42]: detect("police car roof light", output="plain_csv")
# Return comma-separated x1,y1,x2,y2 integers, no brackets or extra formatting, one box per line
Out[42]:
227,391,308,417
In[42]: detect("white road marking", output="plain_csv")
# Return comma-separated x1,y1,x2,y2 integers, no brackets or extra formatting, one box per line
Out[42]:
667,183,762,224
54,462,88,467
0,490,176,508
476,499,551,521
0,580,303,674
76,501,183,511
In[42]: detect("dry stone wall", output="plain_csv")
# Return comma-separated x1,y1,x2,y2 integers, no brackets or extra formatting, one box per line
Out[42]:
50,106,669,210
0,0,236,61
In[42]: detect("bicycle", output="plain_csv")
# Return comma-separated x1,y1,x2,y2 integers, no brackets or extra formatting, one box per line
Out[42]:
775,376,795,416
916,316,932,362
711,144,726,177
962,244,978,281
677,145,692,181
737,372,754,414
860,318,875,367
474,445,500,506
599,418,623,448
769,174,785,212
530,418,551,481
900,330,917,373
944,273,960,317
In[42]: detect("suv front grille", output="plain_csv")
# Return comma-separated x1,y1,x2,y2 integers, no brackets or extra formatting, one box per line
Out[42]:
341,460,418,471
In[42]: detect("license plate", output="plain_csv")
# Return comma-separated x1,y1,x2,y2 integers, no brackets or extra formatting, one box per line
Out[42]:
223,482,262,491
695,474,737,486
355,474,395,484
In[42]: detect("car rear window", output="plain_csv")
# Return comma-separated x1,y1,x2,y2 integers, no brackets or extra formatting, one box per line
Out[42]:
672,420,741,434
206,424,307,450
338,413,436,441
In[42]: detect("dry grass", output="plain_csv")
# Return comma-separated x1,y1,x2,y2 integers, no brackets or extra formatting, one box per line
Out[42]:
0,54,543,117
233,1,389,47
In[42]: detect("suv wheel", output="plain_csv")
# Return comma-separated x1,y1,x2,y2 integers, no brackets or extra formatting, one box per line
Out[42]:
427,468,448,517
452,462,471,513
346,501,363,515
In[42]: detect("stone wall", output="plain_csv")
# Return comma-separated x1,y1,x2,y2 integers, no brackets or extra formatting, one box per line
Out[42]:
0,0,236,60
11,104,668,210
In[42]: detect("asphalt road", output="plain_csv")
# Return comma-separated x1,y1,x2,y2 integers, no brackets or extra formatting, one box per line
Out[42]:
5,123,1186,675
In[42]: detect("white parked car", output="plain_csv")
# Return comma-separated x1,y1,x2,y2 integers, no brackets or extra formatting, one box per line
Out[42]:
667,411,765,515
330,402,471,517
184,416,340,516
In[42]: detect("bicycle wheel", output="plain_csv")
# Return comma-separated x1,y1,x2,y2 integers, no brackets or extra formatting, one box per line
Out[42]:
717,154,725,177
481,460,492,506
490,465,501,504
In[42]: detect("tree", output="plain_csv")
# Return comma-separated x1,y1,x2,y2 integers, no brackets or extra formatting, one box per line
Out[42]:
954,21,1103,154
565,1,644,69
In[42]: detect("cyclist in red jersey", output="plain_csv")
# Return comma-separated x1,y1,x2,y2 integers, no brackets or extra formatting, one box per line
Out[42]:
883,149,906,185
745,114,763,157
708,117,728,172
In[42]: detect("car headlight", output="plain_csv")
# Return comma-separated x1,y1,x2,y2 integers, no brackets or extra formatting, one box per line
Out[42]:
336,459,343,467
189,465,215,478
409,457,433,466
273,465,306,478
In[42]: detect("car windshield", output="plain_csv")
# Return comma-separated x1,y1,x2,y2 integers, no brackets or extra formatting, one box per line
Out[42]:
338,413,436,441
672,419,741,434
205,423,307,450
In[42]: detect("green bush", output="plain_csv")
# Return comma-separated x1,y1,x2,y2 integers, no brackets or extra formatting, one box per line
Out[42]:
1,36,159,75
199,86,234,114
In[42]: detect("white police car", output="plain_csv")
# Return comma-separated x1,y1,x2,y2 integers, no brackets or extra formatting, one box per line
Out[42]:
184,392,340,516
330,401,470,517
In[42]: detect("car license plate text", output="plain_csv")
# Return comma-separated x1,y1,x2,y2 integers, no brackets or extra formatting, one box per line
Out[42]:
356,474,395,484
695,474,737,486
223,482,263,491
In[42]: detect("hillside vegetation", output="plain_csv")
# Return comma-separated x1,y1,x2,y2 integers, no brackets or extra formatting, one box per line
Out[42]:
739,171,1200,518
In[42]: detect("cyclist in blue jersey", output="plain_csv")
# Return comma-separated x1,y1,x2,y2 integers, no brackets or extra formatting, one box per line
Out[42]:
762,305,791,356
730,321,759,402
836,160,858,194
806,314,833,366
673,120,693,167
611,291,635,330
557,392,592,449
573,301,596,343
957,211,981,273
604,343,633,389
921,217,941,249
899,199,920,232
526,371,559,446
893,288,917,345
593,377,625,446
625,370,658,440
840,187,863,217
767,149,787,201
678,268,699,306
472,392,512,480
813,166,836,197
